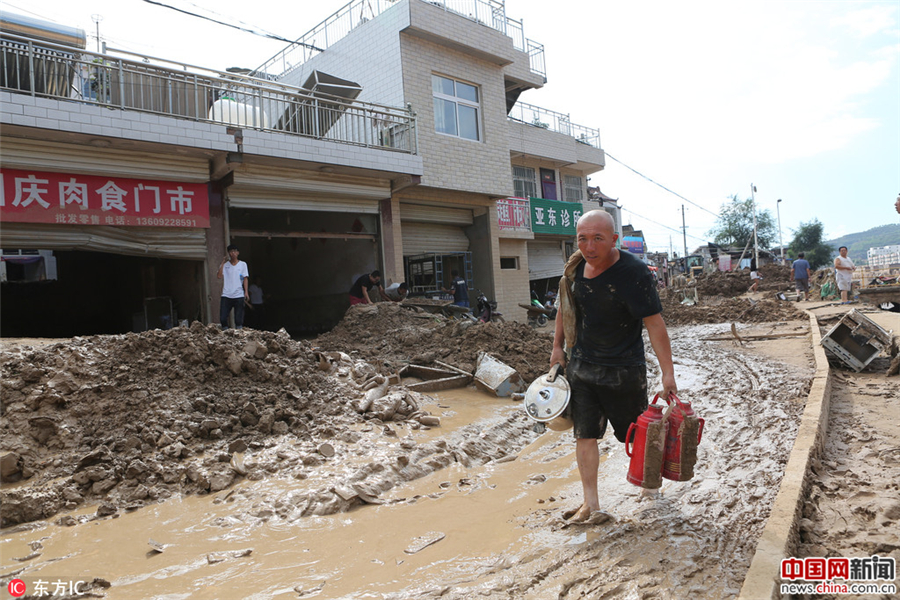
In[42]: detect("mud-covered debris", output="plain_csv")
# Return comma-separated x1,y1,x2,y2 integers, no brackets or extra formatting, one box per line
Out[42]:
404,531,446,554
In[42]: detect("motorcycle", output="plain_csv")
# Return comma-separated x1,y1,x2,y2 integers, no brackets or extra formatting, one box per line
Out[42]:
519,296,552,327
475,290,504,323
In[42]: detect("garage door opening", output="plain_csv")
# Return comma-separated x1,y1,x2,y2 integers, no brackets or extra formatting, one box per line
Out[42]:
1,250,205,338
228,208,381,336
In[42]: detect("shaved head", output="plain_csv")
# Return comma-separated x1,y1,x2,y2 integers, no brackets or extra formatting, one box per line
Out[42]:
577,210,615,235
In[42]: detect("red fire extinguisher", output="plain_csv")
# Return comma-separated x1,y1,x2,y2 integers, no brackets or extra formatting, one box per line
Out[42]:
661,394,705,482
624,396,671,489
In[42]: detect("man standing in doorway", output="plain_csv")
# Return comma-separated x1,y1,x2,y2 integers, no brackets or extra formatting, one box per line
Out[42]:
218,244,249,329
790,252,812,302
552,210,677,522
444,270,469,308
834,246,855,304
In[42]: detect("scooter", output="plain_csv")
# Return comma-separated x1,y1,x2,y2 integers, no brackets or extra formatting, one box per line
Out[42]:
475,290,504,323
519,298,552,327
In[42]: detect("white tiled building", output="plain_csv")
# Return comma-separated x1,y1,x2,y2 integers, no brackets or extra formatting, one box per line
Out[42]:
256,0,606,319
867,245,900,268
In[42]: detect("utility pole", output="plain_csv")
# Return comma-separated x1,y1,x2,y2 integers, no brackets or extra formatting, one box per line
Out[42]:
681,204,688,272
777,198,784,264
91,14,102,53
750,184,758,270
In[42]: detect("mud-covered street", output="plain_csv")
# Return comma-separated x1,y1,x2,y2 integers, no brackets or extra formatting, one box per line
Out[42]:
0,295,897,599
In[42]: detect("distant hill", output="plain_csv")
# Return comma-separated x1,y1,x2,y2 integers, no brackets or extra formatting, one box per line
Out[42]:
826,223,900,262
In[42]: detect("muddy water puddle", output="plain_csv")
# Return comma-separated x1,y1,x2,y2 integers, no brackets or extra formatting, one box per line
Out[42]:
1,388,589,599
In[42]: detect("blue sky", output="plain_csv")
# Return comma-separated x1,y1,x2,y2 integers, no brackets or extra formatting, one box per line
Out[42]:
11,0,900,254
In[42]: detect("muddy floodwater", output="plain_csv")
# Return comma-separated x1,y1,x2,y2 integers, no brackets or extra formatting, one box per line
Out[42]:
0,318,817,599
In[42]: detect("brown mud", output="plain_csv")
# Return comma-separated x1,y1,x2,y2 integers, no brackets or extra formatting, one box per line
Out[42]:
0,298,894,599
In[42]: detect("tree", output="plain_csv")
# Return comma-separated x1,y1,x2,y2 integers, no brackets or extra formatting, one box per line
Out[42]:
707,194,777,250
788,219,833,269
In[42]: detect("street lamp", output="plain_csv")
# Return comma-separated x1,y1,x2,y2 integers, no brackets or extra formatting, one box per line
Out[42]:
777,198,784,264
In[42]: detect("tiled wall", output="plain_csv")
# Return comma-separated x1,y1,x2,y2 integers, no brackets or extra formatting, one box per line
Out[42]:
0,92,422,176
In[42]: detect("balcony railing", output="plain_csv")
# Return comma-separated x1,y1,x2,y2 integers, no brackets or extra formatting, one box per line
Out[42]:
254,0,546,81
0,33,417,154
508,101,601,149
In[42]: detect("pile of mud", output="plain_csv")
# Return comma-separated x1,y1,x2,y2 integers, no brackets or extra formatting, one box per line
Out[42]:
691,263,793,296
0,313,553,529
0,324,364,527
315,303,553,382
662,296,805,327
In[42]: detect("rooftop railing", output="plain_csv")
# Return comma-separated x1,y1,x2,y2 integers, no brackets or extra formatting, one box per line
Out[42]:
508,100,601,149
254,0,546,81
0,32,417,154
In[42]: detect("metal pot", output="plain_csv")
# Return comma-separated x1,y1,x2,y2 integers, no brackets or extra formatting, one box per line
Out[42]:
523,363,573,431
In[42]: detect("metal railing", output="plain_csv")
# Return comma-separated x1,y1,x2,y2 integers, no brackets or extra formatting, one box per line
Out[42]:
508,100,601,149
0,33,417,154
254,0,546,81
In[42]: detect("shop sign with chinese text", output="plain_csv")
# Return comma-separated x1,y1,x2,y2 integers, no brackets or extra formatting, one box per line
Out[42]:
497,197,530,230
530,197,581,235
0,168,209,228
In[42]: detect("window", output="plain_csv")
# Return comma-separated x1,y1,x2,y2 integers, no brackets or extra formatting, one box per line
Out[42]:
432,75,480,141
513,166,537,198
564,175,583,202
500,257,519,269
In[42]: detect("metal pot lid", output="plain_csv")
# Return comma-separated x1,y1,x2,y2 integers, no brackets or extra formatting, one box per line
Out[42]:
524,365,570,423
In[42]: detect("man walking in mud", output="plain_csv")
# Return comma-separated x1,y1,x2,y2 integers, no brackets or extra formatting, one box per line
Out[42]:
551,210,677,522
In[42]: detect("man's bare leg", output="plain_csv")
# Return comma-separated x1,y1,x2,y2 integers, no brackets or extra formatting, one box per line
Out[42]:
573,438,600,520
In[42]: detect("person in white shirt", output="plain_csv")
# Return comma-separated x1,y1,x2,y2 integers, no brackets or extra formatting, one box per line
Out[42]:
833,246,855,304
217,244,249,328
383,281,408,302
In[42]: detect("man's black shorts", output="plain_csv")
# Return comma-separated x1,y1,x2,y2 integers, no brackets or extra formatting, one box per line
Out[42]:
566,357,648,442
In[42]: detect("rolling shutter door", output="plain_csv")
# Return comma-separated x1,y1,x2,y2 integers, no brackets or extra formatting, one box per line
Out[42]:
527,240,565,280
227,165,390,213
227,187,380,213
0,138,209,181
1,223,207,259
400,203,472,255
402,223,469,255
399,203,473,225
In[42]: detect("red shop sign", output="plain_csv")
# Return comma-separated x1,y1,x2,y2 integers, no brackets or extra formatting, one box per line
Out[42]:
498,197,529,230
0,168,210,228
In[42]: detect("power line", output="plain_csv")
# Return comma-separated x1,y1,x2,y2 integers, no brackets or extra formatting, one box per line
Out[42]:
141,0,322,51
605,151,720,218
619,206,709,245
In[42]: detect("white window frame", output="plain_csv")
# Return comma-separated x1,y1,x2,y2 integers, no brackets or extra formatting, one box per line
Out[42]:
563,174,584,202
513,166,537,199
432,74,481,142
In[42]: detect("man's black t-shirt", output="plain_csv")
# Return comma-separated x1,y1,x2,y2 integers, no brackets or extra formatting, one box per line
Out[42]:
349,273,376,298
450,276,469,303
571,250,663,367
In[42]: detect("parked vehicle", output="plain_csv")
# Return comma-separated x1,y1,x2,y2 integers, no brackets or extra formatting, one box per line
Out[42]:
475,290,503,323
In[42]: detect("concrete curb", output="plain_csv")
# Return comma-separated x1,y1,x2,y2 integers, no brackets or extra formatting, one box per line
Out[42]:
737,311,832,600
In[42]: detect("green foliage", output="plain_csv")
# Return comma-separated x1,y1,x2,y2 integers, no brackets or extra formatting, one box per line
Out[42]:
826,223,900,262
788,220,833,269
707,194,777,249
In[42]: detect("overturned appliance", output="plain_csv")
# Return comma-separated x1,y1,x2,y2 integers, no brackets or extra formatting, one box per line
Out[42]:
474,352,524,397
820,309,893,372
